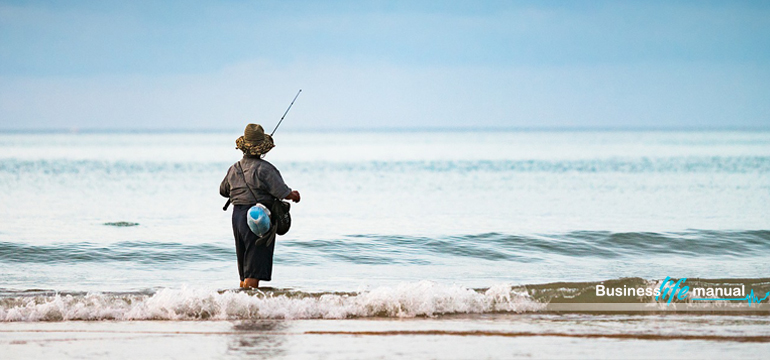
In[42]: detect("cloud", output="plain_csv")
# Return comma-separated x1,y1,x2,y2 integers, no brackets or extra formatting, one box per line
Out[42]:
0,1,768,130
2,60,768,130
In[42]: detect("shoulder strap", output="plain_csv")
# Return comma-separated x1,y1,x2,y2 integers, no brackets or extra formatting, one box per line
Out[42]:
236,161,260,205
237,161,278,246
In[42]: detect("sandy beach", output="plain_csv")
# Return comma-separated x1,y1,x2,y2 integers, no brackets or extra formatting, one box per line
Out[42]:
3,313,770,359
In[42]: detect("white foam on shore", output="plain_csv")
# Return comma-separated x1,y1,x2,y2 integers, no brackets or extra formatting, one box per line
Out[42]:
0,281,543,322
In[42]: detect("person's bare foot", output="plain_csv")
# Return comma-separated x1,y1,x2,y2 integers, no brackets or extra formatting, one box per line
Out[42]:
243,278,259,288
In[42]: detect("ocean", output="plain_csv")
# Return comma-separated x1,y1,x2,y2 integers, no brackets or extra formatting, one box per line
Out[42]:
1,130,769,358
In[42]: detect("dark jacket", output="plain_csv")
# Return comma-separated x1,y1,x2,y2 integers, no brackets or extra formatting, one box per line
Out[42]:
220,156,292,207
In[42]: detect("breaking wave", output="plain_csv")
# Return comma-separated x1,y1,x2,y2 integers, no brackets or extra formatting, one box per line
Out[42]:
3,278,769,322
0,282,542,322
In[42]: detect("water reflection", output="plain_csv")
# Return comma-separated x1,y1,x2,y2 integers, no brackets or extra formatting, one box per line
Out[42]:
227,320,288,358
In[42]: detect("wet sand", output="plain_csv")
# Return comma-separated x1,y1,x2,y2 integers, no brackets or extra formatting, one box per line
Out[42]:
2,314,769,359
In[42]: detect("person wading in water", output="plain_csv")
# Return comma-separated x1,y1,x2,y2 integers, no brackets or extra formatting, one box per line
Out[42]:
220,124,301,289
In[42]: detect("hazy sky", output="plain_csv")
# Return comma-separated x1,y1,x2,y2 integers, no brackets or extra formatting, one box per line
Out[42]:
1,0,769,131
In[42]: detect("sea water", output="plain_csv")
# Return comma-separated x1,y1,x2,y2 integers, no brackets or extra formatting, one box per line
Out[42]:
1,130,769,358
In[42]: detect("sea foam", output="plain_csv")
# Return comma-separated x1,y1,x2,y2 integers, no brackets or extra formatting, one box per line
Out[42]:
0,281,543,322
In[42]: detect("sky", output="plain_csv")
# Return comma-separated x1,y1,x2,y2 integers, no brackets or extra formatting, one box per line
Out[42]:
0,0,769,131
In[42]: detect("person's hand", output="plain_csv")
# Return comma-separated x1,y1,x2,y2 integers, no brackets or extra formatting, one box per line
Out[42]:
285,190,301,203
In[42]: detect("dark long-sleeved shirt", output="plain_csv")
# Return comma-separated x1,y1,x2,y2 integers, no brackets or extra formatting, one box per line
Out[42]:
220,156,292,207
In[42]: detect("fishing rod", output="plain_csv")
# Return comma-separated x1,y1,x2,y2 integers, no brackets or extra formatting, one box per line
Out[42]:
223,89,303,212
270,89,302,136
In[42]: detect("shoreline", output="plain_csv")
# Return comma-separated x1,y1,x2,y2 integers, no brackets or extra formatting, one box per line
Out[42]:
3,315,769,359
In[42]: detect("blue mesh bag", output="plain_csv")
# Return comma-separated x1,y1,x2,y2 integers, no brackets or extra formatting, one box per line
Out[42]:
246,203,272,237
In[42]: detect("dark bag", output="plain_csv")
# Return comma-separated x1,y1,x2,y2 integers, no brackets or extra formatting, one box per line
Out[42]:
271,200,291,236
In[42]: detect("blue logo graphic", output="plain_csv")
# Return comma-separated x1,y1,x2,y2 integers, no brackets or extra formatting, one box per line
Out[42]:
656,277,770,306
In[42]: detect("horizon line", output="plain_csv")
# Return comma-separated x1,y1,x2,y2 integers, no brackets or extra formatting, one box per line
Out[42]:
1,125,770,134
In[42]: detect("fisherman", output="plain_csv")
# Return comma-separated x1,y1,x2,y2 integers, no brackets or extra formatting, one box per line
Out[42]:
220,124,301,289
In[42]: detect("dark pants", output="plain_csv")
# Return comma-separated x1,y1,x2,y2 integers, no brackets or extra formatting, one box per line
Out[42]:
232,204,276,281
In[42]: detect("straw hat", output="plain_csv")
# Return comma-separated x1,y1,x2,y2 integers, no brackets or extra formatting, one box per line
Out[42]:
236,124,275,156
